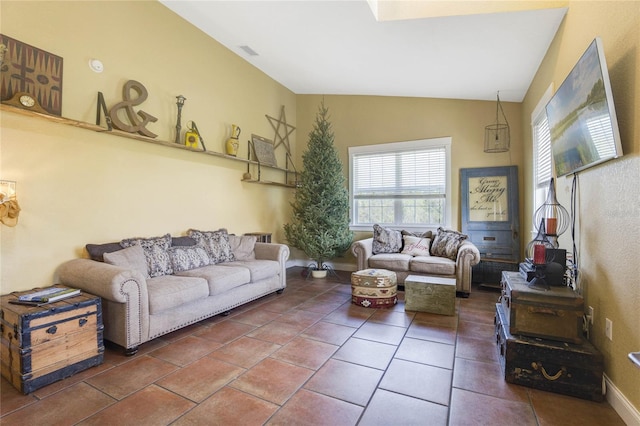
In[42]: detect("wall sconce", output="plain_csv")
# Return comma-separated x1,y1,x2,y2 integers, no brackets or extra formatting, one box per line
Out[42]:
0,180,20,227
484,92,510,153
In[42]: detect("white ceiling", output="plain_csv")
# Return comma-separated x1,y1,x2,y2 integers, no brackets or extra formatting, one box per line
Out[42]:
160,1,567,102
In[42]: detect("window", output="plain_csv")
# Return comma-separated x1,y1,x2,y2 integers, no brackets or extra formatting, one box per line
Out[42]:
349,137,451,231
532,85,554,225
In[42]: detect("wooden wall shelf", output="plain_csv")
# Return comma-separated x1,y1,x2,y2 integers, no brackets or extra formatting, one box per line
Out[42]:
1,103,297,187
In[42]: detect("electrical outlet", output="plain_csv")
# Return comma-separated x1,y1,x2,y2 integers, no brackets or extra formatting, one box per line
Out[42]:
605,318,613,340
588,306,594,324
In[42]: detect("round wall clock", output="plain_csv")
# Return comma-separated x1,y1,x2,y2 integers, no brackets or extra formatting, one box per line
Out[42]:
2,91,49,114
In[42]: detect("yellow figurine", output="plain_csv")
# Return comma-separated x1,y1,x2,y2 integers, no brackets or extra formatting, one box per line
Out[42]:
226,124,241,156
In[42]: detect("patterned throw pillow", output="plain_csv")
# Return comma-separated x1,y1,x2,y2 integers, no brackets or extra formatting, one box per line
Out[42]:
103,245,149,278
188,229,235,264
168,246,211,273
430,227,468,260
372,224,403,254
401,235,431,257
120,234,173,278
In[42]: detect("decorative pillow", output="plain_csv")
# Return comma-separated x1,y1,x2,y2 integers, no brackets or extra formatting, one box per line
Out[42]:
401,235,431,257
120,234,173,277
229,235,257,260
86,242,123,262
188,229,235,264
168,246,211,273
430,227,468,260
401,229,433,240
103,245,149,277
172,236,197,247
372,224,403,254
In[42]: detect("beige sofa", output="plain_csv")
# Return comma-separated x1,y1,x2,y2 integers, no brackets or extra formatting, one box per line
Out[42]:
57,231,289,355
351,227,480,296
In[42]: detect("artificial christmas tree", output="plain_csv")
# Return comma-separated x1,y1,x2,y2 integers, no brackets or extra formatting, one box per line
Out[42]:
284,103,353,277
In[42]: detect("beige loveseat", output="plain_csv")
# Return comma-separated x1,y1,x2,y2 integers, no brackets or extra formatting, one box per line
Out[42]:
351,227,480,296
58,230,289,355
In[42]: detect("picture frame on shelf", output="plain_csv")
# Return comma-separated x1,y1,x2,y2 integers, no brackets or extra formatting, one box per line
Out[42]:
250,134,277,167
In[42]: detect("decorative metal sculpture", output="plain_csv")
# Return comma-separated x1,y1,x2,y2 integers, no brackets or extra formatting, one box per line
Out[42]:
174,95,186,144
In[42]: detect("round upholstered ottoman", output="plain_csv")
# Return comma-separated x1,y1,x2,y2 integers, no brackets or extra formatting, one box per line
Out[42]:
351,269,398,308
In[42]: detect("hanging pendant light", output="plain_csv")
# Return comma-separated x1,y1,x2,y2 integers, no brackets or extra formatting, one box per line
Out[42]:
484,92,510,153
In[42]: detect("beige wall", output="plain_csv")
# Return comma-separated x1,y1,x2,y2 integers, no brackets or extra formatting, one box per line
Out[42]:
295,95,523,264
0,1,296,291
522,1,640,412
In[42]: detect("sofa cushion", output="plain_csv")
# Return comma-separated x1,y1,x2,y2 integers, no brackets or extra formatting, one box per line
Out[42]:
401,235,431,257
225,259,279,282
168,246,210,273
146,275,209,314
368,253,412,271
372,224,403,254
120,234,173,277
410,256,456,275
176,264,251,296
188,229,235,264
103,245,149,277
430,228,468,260
229,235,257,260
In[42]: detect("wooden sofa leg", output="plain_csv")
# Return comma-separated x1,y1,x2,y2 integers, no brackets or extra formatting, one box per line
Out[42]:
125,346,139,356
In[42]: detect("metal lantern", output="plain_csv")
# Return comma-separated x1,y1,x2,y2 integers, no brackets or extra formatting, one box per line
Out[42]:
533,178,570,247
484,92,510,153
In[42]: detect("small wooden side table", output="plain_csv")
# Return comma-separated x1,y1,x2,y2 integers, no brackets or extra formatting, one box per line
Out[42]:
0,287,104,394
244,232,272,243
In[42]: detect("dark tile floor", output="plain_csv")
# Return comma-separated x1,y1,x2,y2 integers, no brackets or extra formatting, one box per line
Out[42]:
1,268,626,425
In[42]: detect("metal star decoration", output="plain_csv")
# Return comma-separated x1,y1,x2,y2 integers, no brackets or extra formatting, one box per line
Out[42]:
266,105,295,155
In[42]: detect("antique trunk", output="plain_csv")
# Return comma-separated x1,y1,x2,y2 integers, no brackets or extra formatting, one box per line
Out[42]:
0,288,104,394
495,303,604,402
500,271,584,343
404,275,456,315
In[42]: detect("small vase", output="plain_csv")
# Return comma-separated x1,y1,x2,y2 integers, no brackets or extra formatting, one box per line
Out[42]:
225,124,241,156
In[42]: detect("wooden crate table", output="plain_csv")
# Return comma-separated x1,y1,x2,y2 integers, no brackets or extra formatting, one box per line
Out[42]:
351,269,398,308
404,275,456,315
0,287,104,394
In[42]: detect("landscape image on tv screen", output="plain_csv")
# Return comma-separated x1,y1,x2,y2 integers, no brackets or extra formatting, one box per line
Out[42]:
545,38,622,176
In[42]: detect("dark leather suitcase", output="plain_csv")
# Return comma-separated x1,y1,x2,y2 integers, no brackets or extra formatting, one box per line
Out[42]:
495,303,604,402
1,289,104,394
500,271,584,343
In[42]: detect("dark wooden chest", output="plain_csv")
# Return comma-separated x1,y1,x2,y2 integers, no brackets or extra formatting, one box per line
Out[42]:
500,271,584,343
0,288,104,394
495,303,604,402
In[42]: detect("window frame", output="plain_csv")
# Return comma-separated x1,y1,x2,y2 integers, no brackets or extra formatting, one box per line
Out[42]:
348,137,452,232
531,84,554,233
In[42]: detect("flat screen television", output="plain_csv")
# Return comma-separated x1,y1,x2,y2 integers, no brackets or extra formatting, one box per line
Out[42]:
545,37,623,177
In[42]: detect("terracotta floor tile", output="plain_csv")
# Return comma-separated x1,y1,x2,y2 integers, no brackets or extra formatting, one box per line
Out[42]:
457,319,496,339
0,378,38,416
85,355,178,400
332,337,397,370
173,387,278,426
31,361,115,399
228,307,283,326
157,322,207,343
359,388,448,426
247,320,309,345
195,320,256,344
353,322,407,345
395,337,455,369
271,336,338,370
529,388,626,426
379,359,452,405
322,304,374,328
304,359,383,406
458,305,497,324
209,336,281,368
230,358,314,405
148,335,222,366
79,384,194,425
368,309,415,327
297,299,344,314
302,320,357,345
157,357,245,402
276,309,326,328
455,335,499,363
412,311,459,328
311,291,351,304
266,388,363,426
405,320,457,345
449,388,538,426
453,357,529,402
1,382,115,425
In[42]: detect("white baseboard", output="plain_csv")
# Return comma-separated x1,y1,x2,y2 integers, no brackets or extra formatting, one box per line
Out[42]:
285,259,357,273
604,374,640,426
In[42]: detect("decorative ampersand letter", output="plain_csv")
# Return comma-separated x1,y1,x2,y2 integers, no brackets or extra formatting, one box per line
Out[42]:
109,80,158,138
